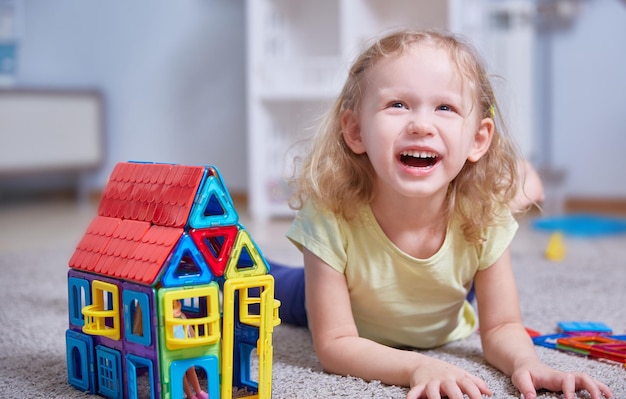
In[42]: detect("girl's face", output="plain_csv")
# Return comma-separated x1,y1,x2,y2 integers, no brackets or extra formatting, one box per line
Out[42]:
342,43,493,203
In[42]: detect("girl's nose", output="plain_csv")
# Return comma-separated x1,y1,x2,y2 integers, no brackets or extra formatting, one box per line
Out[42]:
407,120,435,137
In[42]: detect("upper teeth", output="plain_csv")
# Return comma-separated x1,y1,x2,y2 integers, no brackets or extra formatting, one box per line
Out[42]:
401,151,438,158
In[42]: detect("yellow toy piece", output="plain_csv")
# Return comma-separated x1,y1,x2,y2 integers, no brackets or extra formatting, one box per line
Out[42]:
545,232,566,261
224,229,270,279
221,274,281,399
162,285,221,350
82,280,120,340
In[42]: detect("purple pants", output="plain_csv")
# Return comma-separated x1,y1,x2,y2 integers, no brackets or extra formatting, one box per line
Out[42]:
269,262,308,327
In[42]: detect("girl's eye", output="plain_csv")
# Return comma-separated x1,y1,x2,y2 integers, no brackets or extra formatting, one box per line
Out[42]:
437,104,453,112
390,101,406,109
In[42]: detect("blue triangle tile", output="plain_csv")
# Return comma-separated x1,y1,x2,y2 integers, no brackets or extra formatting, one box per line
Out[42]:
189,171,239,228
161,233,214,287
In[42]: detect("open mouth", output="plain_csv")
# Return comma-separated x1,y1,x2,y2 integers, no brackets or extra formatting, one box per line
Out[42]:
399,150,440,168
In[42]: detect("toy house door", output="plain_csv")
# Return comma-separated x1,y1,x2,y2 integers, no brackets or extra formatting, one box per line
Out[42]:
221,274,280,399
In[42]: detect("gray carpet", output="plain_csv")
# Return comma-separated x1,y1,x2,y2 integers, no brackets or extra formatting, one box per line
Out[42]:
1,219,625,398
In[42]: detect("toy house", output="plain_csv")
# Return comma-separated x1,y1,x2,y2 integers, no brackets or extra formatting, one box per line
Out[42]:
65,161,280,399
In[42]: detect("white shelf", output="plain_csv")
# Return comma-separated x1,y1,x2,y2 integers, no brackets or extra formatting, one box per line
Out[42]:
254,57,344,100
246,0,460,220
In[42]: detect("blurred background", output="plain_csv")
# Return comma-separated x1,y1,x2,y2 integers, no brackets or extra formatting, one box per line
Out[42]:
0,0,625,220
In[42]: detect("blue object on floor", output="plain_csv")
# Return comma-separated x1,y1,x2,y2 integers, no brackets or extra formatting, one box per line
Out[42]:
532,333,568,349
532,214,626,237
558,321,613,334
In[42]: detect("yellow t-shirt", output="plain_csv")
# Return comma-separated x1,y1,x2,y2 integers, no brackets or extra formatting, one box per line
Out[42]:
286,201,518,349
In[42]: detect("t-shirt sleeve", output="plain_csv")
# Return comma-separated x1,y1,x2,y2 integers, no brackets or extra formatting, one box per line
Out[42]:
285,202,348,273
477,211,519,270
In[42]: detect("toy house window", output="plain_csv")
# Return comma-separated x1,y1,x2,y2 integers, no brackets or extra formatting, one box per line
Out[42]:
181,296,201,315
176,254,203,278
204,194,226,217
68,277,91,327
164,285,221,350
203,234,226,259
82,280,120,340
239,285,279,327
235,245,255,272
123,290,151,346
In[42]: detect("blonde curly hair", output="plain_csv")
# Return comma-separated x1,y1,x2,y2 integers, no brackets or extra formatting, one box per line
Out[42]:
289,29,520,244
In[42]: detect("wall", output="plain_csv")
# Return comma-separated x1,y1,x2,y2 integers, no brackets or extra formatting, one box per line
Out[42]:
14,0,247,193
546,0,626,198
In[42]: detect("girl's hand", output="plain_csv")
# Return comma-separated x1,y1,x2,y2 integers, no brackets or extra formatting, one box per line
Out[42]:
511,360,613,399
406,357,492,399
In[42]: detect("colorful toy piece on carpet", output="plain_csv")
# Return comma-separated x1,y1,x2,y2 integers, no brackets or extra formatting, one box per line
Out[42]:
545,232,566,261
65,161,281,399
532,321,626,370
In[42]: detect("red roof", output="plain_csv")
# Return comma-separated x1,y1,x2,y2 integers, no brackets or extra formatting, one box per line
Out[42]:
69,216,183,285
69,161,239,285
97,162,205,228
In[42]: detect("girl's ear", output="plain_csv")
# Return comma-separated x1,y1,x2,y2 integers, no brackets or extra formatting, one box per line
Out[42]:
341,110,366,154
467,117,494,162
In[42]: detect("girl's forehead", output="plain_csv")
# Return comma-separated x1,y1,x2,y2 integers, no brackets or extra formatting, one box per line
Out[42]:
367,43,470,92
390,43,462,77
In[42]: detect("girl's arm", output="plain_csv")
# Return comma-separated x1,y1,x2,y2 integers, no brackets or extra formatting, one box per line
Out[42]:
475,248,612,399
303,248,492,399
